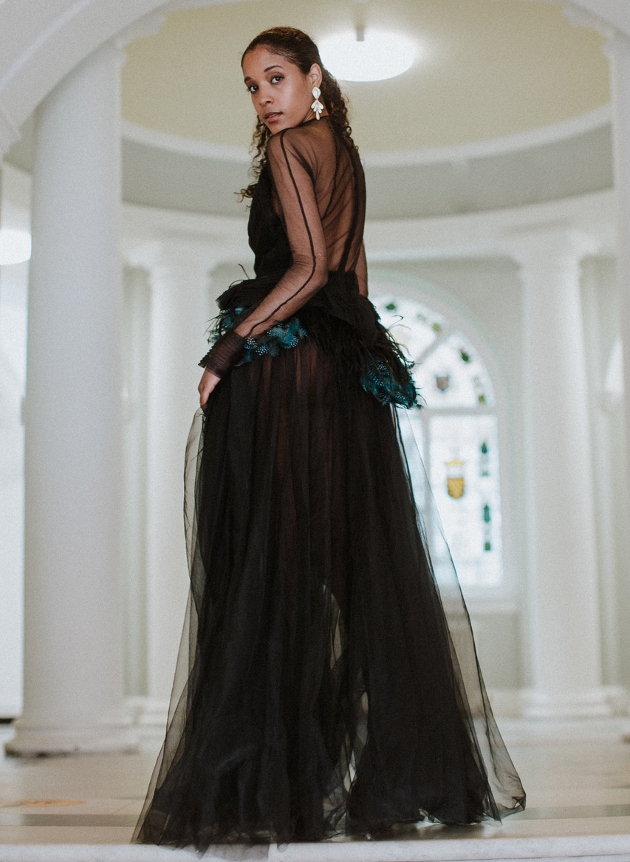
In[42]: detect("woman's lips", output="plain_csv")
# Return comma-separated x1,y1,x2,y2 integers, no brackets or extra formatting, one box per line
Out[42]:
265,112,282,123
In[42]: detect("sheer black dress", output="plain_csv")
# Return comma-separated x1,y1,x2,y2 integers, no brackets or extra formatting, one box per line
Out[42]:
133,116,525,850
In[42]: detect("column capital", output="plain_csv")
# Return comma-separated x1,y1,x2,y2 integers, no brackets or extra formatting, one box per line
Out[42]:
507,227,600,272
124,237,222,277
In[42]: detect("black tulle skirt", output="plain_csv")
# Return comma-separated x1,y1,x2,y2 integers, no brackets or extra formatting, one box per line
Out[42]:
133,323,525,850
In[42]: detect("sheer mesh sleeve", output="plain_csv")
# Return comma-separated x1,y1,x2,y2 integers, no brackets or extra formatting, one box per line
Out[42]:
234,129,328,341
356,244,368,297
201,120,360,378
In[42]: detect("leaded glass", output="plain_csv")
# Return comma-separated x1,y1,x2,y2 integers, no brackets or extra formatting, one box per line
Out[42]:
372,295,446,363
373,290,504,590
428,414,502,587
415,332,495,409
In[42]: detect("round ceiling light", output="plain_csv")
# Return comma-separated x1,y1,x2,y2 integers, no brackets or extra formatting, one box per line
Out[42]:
319,30,417,82
0,229,31,266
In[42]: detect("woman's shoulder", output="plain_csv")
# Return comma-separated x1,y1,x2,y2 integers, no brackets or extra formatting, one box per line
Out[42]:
267,119,335,169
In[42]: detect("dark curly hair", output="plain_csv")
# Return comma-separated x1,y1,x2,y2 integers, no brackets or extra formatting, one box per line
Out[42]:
239,26,356,199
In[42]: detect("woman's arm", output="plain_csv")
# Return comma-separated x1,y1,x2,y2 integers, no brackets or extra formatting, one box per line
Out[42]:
234,130,328,338
356,243,368,297
200,127,328,386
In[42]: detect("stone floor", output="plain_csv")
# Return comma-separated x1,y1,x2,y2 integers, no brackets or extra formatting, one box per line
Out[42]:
1,719,630,860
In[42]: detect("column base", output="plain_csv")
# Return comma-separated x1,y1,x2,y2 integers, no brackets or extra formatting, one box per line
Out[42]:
136,697,169,729
5,710,139,757
523,686,612,719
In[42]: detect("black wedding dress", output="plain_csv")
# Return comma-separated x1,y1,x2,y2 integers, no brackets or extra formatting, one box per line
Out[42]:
133,116,525,850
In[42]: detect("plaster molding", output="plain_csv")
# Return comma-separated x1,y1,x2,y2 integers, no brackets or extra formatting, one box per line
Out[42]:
115,10,166,50
0,0,166,129
603,28,630,63
121,188,616,266
165,0,259,11
122,202,250,263
524,0,630,38
123,105,612,170
364,106,612,167
504,226,602,270
1,0,628,156
0,0,109,93
124,236,222,272
362,190,614,262
562,0,630,38
122,119,251,163
563,1,616,40
0,100,20,158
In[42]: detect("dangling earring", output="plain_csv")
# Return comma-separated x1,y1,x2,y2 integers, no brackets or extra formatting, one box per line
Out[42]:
311,86,324,120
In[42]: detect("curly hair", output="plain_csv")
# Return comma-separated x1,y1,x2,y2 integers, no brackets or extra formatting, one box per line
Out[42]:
239,26,356,199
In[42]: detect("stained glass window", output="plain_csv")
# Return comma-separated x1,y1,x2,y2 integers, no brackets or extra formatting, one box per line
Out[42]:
373,294,504,589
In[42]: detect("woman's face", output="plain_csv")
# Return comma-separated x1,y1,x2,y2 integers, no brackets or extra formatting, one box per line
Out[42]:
242,45,323,134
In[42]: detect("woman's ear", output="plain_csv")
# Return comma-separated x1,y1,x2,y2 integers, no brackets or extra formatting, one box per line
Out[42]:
308,63,323,89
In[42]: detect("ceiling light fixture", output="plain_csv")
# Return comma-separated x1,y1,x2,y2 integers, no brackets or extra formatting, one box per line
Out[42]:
319,29,417,82
0,229,32,265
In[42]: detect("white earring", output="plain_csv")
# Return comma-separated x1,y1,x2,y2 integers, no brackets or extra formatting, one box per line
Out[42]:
311,86,324,120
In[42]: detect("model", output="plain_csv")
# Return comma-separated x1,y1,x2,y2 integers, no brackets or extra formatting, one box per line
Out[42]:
133,26,525,850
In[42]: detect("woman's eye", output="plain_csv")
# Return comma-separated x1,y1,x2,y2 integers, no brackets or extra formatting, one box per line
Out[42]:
271,75,283,84
247,84,258,93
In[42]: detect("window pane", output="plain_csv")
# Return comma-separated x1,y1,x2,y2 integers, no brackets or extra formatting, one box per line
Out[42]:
428,414,502,587
415,332,495,409
372,295,446,362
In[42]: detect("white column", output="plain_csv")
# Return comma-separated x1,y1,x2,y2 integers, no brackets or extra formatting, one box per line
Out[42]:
515,230,609,718
128,240,214,727
6,43,136,755
606,32,630,493
605,29,630,739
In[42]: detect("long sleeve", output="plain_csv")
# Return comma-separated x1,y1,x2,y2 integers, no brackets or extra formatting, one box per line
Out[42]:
199,127,329,377
234,129,328,340
356,243,368,297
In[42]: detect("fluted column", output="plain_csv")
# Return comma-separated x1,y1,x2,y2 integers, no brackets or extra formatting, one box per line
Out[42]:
515,230,608,718
128,240,214,727
6,43,136,754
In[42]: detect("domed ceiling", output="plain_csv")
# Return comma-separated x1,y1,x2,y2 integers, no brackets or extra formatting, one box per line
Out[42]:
7,0,612,222
121,0,609,153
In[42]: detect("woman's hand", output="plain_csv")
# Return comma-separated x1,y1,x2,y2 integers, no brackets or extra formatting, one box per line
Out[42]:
198,368,222,410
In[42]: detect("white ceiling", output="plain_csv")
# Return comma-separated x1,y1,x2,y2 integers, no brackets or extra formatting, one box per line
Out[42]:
2,0,629,160
0,0,620,221
121,0,610,153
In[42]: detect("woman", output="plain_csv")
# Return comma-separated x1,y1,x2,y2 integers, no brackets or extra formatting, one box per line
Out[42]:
133,26,525,850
